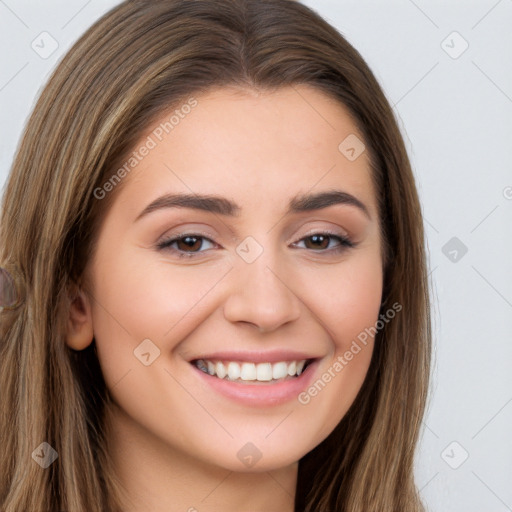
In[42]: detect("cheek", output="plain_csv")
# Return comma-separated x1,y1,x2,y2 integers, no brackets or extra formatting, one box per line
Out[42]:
292,251,383,439
88,247,232,379
299,248,383,349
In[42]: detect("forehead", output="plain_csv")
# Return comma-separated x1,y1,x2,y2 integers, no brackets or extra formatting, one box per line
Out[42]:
115,85,378,221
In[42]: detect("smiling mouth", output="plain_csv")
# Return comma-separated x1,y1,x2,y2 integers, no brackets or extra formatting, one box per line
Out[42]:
192,359,314,383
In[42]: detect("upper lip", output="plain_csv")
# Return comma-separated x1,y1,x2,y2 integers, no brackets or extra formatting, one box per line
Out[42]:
188,350,321,364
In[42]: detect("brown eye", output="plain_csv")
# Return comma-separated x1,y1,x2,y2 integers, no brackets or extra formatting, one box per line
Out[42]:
156,234,217,257
296,233,354,252
175,236,203,252
303,234,330,250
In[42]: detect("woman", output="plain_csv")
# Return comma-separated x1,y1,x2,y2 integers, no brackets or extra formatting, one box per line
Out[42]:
0,0,432,510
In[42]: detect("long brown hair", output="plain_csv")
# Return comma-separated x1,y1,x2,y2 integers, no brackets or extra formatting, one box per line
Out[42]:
0,1,432,510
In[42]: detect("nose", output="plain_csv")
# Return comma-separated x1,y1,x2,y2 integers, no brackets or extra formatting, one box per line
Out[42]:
223,254,302,333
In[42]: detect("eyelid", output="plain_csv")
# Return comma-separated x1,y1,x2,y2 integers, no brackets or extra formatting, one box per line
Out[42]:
160,228,215,241
295,226,350,242
156,230,218,250
290,229,355,251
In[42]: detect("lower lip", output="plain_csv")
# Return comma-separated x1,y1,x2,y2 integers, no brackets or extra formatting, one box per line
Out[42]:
191,360,319,407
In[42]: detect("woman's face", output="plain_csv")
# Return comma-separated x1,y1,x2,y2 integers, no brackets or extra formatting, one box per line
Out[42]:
79,85,383,472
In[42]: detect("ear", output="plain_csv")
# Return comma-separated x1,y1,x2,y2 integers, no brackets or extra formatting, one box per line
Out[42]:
65,284,94,351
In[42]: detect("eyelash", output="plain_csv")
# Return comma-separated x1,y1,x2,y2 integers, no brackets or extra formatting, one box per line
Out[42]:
156,230,355,259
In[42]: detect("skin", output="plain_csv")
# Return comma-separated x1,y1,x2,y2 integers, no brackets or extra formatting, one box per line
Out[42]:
66,85,384,512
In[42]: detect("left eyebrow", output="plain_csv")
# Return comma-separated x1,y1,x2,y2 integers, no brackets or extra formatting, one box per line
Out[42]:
289,190,371,219
134,189,371,222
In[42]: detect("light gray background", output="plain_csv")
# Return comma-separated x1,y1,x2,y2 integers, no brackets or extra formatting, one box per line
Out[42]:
1,1,511,510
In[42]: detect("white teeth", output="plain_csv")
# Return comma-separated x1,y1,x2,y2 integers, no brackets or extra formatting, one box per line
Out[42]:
216,362,227,379
272,362,288,379
256,363,273,381
227,361,241,380
240,363,256,380
195,359,309,381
